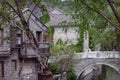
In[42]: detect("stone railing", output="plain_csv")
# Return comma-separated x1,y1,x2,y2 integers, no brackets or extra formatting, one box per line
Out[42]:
0,49,10,57
20,42,50,58
81,51,120,58
38,42,50,56
49,51,120,62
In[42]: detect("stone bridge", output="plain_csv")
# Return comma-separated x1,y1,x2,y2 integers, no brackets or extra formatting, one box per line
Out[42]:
74,58,120,79
74,51,120,79
49,51,120,79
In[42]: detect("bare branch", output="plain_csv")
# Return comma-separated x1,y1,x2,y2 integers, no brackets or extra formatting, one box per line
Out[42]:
6,0,18,16
27,0,41,23
27,5,36,23
80,0,120,31
108,0,120,25
14,0,39,48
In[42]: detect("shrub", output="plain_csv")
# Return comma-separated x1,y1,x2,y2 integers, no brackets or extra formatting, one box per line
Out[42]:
48,63,62,74
66,68,77,80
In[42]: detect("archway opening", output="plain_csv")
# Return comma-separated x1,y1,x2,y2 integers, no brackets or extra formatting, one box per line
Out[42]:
77,63,120,80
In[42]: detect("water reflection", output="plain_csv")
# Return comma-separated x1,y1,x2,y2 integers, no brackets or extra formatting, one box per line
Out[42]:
78,65,120,80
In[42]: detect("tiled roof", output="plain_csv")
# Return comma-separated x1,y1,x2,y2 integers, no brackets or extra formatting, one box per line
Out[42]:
46,7,72,26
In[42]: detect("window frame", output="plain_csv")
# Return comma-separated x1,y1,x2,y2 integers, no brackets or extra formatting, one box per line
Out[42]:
0,29,3,45
11,60,17,71
36,31,42,42
0,61,4,77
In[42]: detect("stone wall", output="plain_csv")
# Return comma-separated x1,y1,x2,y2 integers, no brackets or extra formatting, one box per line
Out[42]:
53,27,79,44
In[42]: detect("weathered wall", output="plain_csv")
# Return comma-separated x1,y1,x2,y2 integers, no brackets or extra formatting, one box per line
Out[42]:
0,50,20,80
21,59,35,74
21,59,36,80
53,27,79,44
0,27,10,50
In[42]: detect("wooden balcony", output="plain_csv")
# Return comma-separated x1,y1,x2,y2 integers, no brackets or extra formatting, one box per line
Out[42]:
20,42,50,58
38,42,50,56
0,49,10,57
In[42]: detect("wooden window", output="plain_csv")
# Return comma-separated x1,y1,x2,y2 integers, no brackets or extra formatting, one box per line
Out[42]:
16,33,22,45
0,29,3,45
43,33,50,42
12,60,17,71
36,31,42,42
0,61,4,77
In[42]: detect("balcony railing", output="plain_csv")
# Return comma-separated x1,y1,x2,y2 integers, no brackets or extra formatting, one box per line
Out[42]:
20,42,50,58
0,49,10,57
38,42,50,56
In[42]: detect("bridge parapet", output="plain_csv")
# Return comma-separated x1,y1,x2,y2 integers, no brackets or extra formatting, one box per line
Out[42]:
48,51,120,80
76,51,120,59
49,51,120,63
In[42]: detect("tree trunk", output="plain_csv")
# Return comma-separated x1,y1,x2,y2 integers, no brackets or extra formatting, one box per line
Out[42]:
108,0,120,24
13,0,54,79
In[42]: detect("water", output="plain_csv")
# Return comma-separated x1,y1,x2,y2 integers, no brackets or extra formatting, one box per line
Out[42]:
99,65,120,80
78,65,120,80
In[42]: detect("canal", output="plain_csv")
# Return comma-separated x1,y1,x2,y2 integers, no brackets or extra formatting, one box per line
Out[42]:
79,65,120,80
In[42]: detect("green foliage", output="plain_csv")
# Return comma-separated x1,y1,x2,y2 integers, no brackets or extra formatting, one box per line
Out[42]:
115,30,120,50
42,0,61,6
40,14,50,23
98,65,117,80
42,0,120,51
48,63,62,74
56,38,64,46
1,0,120,52
39,4,50,23
71,0,120,50
50,37,77,56
105,66,116,80
50,39,66,56
66,68,77,80
47,26,54,40
0,5,11,24
4,33,11,40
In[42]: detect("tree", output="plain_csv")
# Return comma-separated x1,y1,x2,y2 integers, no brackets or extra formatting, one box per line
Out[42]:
42,0,120,51
0,0,53,79
75,0,120,50
50,45,75,79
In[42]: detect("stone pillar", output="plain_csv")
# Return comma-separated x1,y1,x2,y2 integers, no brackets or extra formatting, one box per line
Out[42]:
83,30,89,52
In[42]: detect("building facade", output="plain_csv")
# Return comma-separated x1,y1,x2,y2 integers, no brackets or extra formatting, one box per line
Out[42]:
46,7,79,44
0,8,50,80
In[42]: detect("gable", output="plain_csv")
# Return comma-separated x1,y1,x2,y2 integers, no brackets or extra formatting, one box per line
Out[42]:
14,8,48,32
51,8,64,15
47,8,72,26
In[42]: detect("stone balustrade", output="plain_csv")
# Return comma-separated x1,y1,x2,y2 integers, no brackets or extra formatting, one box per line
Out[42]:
49,51,120,63
80,51,120,58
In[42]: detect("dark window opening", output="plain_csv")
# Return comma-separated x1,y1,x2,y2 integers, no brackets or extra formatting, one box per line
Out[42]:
12,60,17,71
36,31,42,42
0,61,4,77
43,33,50,42
0,29,3,45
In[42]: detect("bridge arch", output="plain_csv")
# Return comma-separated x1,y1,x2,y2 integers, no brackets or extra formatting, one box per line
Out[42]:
77,62,120,80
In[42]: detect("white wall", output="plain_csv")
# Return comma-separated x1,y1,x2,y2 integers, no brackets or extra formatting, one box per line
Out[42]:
21,59,35,75
53,27,79,44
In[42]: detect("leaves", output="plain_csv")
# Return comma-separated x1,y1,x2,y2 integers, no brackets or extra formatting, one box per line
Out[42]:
42,0,120,50
66,68,77,80
48,63,62,74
